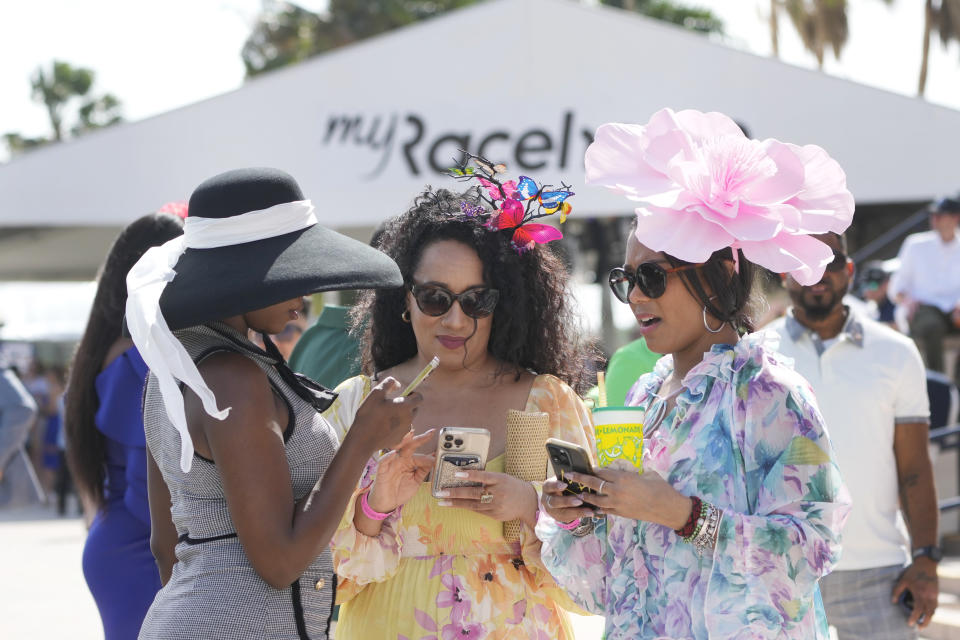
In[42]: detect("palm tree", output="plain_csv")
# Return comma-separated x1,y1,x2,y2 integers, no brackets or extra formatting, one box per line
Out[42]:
768,0,848,69
4,60,123,158
769,0,892,70
919,0,960,96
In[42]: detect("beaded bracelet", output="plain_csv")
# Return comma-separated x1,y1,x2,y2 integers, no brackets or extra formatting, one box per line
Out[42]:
360,490,396,521
692,503,722,555
674,496,703,539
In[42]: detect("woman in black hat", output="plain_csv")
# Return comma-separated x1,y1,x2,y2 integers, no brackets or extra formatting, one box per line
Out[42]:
130,168,422,640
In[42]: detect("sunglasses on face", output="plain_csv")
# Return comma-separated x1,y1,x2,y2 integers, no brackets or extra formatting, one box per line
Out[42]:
825,251,849,273
608,261,701,303
408,284,500,319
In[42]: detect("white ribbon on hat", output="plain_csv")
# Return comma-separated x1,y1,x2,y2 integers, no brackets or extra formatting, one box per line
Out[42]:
126,199,318,472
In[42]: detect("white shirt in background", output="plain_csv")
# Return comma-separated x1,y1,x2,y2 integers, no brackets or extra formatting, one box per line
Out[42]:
768,308,930,571
888,230,960,313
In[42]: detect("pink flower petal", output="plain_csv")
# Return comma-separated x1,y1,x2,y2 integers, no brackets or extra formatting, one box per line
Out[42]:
692,202,791,242
742,139,805,204
635,206,734,262
785,143,855,233
672,108,746,141
740,233,834,286
585,123,675,197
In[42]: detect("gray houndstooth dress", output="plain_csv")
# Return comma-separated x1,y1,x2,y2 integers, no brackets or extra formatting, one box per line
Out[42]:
140,322,339,640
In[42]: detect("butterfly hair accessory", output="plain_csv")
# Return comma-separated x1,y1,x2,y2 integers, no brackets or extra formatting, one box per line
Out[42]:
447,151,574,254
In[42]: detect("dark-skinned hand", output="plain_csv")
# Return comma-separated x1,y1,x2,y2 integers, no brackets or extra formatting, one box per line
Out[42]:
891,558,938,629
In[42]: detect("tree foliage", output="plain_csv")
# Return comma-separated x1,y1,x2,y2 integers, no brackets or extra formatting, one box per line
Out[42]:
4,60,122,157
242,0,477,78
919,0,960,95
242,0,723,78
599,0,723,35
783,0,849,69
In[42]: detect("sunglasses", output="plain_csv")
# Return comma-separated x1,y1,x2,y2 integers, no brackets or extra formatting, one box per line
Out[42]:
825,251,849,273
608,262,701,303
409,284,500,319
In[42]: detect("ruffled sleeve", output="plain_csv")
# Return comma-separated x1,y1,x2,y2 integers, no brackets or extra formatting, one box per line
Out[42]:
703,338,851,636
530,374,607,615
325,376,407,603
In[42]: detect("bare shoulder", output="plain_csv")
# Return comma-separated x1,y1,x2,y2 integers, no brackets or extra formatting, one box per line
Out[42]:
194,351,273,411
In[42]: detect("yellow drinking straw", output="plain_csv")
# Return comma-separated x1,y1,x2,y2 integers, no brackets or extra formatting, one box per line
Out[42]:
402,355,440,396
597,371,608,408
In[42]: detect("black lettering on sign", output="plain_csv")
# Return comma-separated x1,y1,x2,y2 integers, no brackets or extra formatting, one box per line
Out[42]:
515,129,552,171
363,114,398,180
324,115,363,144
428,133,472,174
321,110,594,179
402,114,425,176
559,111,573,169
478,131,509,161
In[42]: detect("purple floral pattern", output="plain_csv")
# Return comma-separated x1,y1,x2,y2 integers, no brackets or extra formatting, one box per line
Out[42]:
537,332,850,639
327,374,595,639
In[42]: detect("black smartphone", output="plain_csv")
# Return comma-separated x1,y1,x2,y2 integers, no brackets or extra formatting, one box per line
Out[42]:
897,589,925,625
545,438,599,505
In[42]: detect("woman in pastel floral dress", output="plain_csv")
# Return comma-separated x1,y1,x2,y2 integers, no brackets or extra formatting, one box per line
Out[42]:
538,108,854,639
324,180,594,640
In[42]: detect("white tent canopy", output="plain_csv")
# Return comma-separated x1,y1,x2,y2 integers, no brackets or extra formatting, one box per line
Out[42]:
2,0,958,258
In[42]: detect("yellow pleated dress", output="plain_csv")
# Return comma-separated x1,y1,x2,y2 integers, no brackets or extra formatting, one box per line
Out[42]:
324,374,594,640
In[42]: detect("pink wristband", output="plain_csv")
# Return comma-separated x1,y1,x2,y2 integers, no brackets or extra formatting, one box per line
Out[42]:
360,490,395,521
557,517,581,530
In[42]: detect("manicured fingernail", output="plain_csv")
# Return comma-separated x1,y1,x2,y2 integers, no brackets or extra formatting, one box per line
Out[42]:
454,472,469,478
437,500,452,507
557,483,567,490
570,498,583,506
434,490,449,497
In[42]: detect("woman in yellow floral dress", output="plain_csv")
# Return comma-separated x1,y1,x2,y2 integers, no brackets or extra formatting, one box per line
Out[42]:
325,178,595,640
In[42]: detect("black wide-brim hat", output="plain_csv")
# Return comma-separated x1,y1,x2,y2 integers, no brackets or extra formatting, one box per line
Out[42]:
158,167,402,331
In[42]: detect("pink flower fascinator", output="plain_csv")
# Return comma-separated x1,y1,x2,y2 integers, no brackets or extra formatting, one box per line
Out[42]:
585,108,854,285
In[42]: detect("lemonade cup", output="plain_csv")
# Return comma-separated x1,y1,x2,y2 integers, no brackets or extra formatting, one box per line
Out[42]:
592,406,646,470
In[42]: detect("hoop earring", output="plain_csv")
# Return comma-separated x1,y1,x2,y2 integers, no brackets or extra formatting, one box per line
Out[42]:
702,306,724,333
401,309,411,323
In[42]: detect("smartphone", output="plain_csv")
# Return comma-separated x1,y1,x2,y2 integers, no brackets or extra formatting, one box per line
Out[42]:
897,589,925,625
431,427,491,498
545,438,599,504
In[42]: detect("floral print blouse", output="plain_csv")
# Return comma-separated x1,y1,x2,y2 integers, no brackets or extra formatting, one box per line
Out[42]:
537,332,851,639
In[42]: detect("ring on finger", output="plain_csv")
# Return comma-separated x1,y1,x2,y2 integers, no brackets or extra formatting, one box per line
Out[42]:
598,480,607,495
480,491,494,504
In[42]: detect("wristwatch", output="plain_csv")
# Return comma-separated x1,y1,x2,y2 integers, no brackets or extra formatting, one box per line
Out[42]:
912,545,943,563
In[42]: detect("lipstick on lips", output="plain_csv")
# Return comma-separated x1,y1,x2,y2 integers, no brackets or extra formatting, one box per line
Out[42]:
437,335,466,350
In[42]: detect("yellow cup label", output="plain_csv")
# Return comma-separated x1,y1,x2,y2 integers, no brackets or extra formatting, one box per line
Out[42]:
594,421,644,470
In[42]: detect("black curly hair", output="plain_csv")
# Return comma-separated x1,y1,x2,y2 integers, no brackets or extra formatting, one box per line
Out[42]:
353,187,590,394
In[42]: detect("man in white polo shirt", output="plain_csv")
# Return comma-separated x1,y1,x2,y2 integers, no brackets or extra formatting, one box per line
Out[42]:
889,196,960,382
769,232,939,638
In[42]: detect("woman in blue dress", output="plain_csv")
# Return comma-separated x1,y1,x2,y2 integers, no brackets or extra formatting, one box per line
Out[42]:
64,211,185,640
